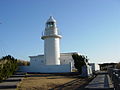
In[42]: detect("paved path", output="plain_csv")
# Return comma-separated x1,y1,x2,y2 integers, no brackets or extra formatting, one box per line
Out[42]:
85,74,114,90
0,72,25,90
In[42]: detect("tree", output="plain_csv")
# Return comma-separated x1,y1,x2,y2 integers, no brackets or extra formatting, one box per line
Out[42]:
2,55,15,60
72,53,88,74
17,60,30,66
0,55,18,81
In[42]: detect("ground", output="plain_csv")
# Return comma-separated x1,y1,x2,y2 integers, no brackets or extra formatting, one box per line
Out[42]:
17,73,93,90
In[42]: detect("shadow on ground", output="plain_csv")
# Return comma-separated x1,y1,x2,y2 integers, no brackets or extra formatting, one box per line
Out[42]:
0,85,17,89
50,77,93,90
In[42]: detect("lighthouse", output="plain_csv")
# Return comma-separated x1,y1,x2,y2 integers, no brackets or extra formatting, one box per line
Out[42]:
20,16,72,73
41,16,62,65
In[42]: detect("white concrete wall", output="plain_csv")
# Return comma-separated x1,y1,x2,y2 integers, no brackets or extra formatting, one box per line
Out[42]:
30,55,45,66
29,53,77,69
81,65,92,77
44,37,60,65
18,64,72,73
60,53,75,68
89,63,100,71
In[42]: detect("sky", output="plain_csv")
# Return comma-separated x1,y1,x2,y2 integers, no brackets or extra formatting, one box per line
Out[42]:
0,0,120,63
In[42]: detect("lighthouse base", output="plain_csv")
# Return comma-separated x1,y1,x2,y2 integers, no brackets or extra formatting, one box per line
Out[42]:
18,64,72,73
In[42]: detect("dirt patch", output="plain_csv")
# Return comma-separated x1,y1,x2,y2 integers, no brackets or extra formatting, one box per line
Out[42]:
17,73,93,90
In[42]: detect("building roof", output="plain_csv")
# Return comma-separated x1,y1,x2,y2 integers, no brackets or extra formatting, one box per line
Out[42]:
29,52,80,58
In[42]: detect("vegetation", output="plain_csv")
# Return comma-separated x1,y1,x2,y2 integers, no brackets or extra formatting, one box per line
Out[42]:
116,62,120,69
0,55,30,82
17,60,30,66
72,53,88,74
0,55,17,81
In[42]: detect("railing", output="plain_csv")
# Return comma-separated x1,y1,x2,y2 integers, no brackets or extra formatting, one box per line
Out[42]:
41,29,62,37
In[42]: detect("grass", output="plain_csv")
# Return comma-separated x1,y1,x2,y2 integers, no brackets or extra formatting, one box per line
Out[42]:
17,73,93,90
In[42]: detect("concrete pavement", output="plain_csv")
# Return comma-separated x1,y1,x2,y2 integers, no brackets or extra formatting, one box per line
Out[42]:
85,74,114,90
0,72,25,90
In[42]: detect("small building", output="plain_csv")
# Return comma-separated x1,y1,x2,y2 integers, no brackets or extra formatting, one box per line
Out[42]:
99,63,117,71
89,63,100,72
29,52,77,69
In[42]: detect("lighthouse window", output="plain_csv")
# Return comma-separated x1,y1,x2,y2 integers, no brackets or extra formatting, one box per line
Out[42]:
47,22,54,28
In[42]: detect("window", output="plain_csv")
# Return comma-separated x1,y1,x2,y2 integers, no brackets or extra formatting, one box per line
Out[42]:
47,22,54,28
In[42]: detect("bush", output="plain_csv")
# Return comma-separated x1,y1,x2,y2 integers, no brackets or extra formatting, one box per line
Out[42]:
0,55,17,81
17,60,30,66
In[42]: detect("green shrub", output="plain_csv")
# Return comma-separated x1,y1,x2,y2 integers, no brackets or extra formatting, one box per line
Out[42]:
0,55,17,81
72,53,88,74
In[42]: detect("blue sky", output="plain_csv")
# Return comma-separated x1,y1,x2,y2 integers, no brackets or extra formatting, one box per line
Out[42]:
0,0,120,63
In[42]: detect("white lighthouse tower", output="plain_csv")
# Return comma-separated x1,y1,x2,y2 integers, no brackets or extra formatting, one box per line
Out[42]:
19,16,72,73
41,16,62,65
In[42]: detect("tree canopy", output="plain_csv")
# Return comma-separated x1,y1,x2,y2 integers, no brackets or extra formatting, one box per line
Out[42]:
72,53,88,74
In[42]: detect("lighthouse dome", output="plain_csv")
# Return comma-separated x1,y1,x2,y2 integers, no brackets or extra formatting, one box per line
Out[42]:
46,16,56,23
